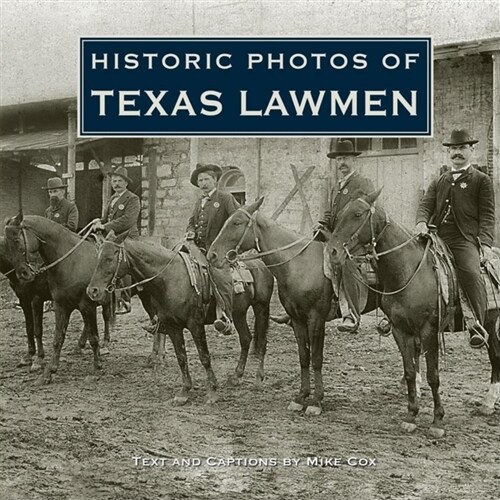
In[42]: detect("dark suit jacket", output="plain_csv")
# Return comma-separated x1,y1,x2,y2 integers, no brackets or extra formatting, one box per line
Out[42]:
102,189,140,239
187,189,240,249
416,167,495,247
44,198,79,232
323,171,375,230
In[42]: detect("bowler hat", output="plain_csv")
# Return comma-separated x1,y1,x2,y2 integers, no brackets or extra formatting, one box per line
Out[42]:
327,140,362,158
42,177,67,190
109,166,132,184
442,129,478,146
190,163,222,186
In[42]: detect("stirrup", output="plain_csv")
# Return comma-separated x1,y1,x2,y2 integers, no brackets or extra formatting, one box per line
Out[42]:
337,318,359,333
468,322,489,349
376,317,392,337
214,318,234,335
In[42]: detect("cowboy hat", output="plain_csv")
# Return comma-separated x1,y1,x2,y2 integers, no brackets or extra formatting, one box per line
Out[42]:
109,166,133,184
327,139,362,158
442,129,478,146
42,177,67,190
190,163,222,186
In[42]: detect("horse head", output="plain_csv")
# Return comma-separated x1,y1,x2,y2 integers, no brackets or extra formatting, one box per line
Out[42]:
327,187,385,266
208,196,265,268
4,211,42,283
87,230,129,303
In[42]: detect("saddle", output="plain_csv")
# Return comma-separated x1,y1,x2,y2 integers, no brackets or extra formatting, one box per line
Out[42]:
428,233,500,333
178,243,255,308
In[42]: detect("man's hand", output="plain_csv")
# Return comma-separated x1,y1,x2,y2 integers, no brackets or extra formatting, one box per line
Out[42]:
481,245,495,263
185,231,195,241
312,221,327,232
92,219,105,231
413,221,429,237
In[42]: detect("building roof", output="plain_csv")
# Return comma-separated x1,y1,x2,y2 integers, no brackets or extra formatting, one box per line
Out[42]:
0,129,99,154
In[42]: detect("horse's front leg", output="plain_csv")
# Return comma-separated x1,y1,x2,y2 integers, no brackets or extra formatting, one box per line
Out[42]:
188,321,218,404
252,302,269,386
424,333,445,438
166,326,193,405
306,312,326,416
288,319,310,412
227,308,252,387
101,300,114,355
31,296,45,372
393,327,420,433
481,315,500,415
36,302,71,386
80,304,102,375
18,297,36,368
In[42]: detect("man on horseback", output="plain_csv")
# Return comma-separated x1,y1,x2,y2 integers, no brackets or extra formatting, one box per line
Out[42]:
414,129,496,349
185,163,240,335
319,140,376,333
92,166,140,313
43,177,79,232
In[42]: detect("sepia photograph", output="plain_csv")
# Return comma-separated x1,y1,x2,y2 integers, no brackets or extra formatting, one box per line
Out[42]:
0,1,499,499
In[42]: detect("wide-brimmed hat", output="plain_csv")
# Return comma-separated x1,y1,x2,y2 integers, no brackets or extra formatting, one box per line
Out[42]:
190,163,222,186
442,129,478,146
42,177,67,190
327,140,362,158
109,166,132,184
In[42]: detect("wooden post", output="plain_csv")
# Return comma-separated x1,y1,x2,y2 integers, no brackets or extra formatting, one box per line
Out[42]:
66,105,77,201
148,148,157,236
101,144,112,217
492,51,500,245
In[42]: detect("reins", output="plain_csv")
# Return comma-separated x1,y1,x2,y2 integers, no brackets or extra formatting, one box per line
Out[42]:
224,208,318,268
102,239,182,293
338,197,430,296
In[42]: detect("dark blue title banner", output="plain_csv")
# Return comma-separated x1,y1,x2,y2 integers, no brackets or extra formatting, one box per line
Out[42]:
79,37,432,137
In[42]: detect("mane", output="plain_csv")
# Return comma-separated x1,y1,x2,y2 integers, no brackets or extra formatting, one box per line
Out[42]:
22,215,81,243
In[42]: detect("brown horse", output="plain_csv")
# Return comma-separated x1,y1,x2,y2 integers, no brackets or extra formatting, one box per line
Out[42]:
208,197,378,416
86,231,274,405
0,235,50,371
4,213,117,385
327,189,500,437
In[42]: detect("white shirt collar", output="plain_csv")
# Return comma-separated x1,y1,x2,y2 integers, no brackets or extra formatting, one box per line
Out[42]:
451,164,471,174
339,170,355,186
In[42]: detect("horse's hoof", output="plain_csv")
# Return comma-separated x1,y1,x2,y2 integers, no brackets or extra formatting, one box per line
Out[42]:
305,405,322,416
17,356,32,368
206,392,218,405
254,375,265,388
401,421,417,433
287,401,304,412
428,426,445,439
227,374,241,387
100,347,110,356
172,396,189,406
479,405,495,416
71,346,83,356
30,360,43,373
35,375,52,386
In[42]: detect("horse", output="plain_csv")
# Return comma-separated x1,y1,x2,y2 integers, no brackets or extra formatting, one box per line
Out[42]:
4,213,119,385
86,230,274,405
207,197,379,415
326,188,500,437
0,235,51,371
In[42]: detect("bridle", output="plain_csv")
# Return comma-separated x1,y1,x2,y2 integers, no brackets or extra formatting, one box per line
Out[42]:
334,197,430,296
15,222,95,276
223,208,318,267
99,240,128,293
98,239,181,293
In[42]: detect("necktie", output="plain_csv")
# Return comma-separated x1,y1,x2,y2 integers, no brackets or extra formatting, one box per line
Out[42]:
201,195,210,208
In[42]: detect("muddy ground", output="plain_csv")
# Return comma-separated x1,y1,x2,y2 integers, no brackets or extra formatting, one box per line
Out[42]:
0,282,498,500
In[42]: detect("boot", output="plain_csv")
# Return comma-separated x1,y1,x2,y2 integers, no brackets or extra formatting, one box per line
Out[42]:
468,321,489,349
270,314,292,325
337,315,359,333
214,318,234,335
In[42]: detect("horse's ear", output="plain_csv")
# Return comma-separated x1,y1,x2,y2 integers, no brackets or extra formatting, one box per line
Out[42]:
364,187,383,205
114,230,130,245
11,210,24,226
105,230,117,242
246,196,265,214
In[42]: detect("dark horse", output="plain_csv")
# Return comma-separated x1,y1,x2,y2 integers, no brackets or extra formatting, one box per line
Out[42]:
0,235,51,371
208,198,378,416
86,231,274,404
327,189,500,437
4,213,117,385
